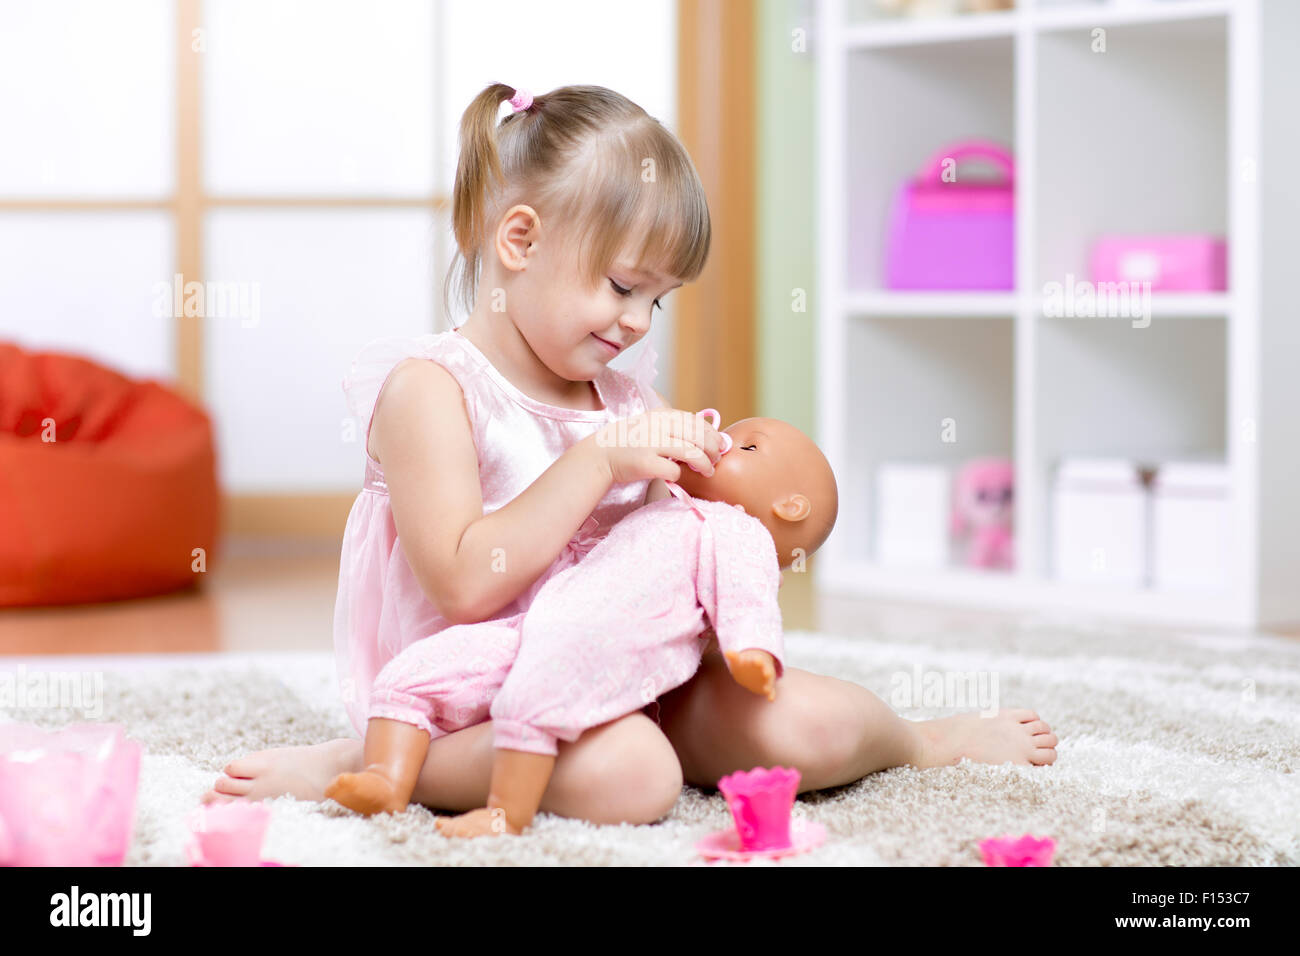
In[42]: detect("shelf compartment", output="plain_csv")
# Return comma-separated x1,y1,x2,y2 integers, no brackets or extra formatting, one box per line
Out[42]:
842,316,1015,568
1034,16,1228,290
845,34,1014,293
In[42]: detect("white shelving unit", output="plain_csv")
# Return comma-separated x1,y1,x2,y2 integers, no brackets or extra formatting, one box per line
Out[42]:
815,0,1299,627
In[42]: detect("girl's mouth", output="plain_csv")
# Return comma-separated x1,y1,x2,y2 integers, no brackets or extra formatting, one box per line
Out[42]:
591,333,621,355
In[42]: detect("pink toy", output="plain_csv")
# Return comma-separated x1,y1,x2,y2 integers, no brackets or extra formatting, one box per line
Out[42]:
696,766,827,861
187,801,288,866
951,457,1015,570
979,833,1056,867
683,407,733,473
886,139,1015,291
0,722,141,866
1090,235,1227,292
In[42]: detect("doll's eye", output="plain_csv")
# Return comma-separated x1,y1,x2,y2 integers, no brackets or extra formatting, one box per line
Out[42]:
741,444,756,451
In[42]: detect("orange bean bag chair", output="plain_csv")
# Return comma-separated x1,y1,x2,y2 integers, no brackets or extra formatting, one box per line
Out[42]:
0,342,220,606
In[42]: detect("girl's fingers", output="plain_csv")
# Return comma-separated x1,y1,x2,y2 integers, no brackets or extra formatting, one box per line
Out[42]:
660,438,713,477
671,410,724,466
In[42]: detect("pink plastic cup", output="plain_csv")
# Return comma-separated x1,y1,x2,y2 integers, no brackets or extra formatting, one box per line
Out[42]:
717,766,801,852
0,722,141,867
187,802,270,866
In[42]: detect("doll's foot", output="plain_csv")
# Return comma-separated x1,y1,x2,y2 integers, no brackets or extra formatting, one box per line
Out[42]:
202,738,361,804
911,709,1058,769
436,807,520,839
324,769,412,815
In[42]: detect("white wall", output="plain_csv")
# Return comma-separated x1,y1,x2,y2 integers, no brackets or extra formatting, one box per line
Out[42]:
0,0,680,494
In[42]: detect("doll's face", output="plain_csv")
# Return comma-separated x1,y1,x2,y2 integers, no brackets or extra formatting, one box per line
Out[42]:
963,478,1013,528
673,417,838,569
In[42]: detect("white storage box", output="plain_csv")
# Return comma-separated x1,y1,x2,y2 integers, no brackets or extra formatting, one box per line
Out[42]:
1151,461,1230,593
874,462,950,568
1052,458,1148,586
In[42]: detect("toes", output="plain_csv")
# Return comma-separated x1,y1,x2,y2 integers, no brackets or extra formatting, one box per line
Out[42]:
1023,720,1051,735
1011,709,1039,723
222,756,265,777
213,775,253,796
201,790,234,805
1034,732,1059,748
1029,745,1058,765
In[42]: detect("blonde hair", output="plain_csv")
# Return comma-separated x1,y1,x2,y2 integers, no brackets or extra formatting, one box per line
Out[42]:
444,83,711,319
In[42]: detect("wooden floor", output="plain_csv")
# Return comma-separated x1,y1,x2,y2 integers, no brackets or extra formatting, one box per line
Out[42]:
0,537,823,656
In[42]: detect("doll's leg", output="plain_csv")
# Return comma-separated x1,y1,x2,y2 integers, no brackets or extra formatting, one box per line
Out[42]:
435,591,698,837
656,640,1058,791
206,710,684,826
325,620,518,815
434,749,556,838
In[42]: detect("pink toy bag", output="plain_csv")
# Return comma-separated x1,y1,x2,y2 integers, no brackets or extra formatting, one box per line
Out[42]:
885,139,1015,291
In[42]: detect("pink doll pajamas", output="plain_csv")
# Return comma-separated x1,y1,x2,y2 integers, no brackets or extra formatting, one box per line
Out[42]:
365,483,785,753
368,613,522,739
490,482,785,756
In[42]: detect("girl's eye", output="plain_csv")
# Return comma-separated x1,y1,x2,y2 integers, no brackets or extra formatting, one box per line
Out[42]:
611,278,665,311
741,444,756,451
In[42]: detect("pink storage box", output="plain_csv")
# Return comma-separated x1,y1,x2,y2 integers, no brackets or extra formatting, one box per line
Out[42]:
1090,235,1227,292
885,139,1015,291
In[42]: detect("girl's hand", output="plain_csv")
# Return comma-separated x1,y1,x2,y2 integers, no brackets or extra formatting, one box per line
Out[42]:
589,408,725,485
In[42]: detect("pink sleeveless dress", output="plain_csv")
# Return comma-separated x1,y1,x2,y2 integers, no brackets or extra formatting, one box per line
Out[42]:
333,327,664,737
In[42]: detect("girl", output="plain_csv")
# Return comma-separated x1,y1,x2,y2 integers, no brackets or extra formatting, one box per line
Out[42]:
205,83,1056,823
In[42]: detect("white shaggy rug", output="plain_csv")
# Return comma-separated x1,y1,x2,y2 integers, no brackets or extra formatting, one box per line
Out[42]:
4,618,1299,866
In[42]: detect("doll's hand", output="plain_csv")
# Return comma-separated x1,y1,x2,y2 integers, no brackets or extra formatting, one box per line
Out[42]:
724,649,777,701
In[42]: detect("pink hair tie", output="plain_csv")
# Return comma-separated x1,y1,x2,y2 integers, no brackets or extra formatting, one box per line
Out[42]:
509,88,533,112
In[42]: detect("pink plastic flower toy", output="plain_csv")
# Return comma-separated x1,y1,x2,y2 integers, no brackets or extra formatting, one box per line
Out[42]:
696,766,826,861
0,722,141,866
186,801,285,867
979,833,1056,866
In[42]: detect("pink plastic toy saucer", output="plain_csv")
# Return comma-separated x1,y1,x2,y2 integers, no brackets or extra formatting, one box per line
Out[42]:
696,818,826,862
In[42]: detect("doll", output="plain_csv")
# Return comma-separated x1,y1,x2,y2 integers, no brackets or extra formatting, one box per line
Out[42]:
324,416,839,837
951,457,1014,570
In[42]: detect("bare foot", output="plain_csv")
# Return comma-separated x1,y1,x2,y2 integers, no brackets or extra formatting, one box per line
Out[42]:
201,738,361,805
324,770,410,815
435,807,518,839
909,709,1058,769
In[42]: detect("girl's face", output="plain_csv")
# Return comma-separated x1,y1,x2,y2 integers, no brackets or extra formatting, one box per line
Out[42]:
510,215,681,384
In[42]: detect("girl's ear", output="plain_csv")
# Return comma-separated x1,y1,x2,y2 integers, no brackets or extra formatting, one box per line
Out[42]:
495,204,541,272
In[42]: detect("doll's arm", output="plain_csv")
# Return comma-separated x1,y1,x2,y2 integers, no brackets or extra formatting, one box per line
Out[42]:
699,517,786,697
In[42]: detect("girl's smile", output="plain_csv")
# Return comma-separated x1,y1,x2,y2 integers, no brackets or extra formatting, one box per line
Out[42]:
591,333,622,355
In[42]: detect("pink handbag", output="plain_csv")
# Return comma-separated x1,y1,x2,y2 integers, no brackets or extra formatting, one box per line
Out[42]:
885,139,1015,291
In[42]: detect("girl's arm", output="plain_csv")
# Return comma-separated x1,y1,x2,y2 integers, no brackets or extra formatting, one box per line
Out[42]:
642,386,673,505
371,358,616,625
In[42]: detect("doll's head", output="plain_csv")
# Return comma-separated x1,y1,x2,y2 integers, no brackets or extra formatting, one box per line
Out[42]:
674,418,838,570
951,458,1014,535
444,83,711,383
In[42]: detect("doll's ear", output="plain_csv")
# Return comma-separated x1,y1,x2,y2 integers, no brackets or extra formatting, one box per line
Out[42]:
772,494,812,523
